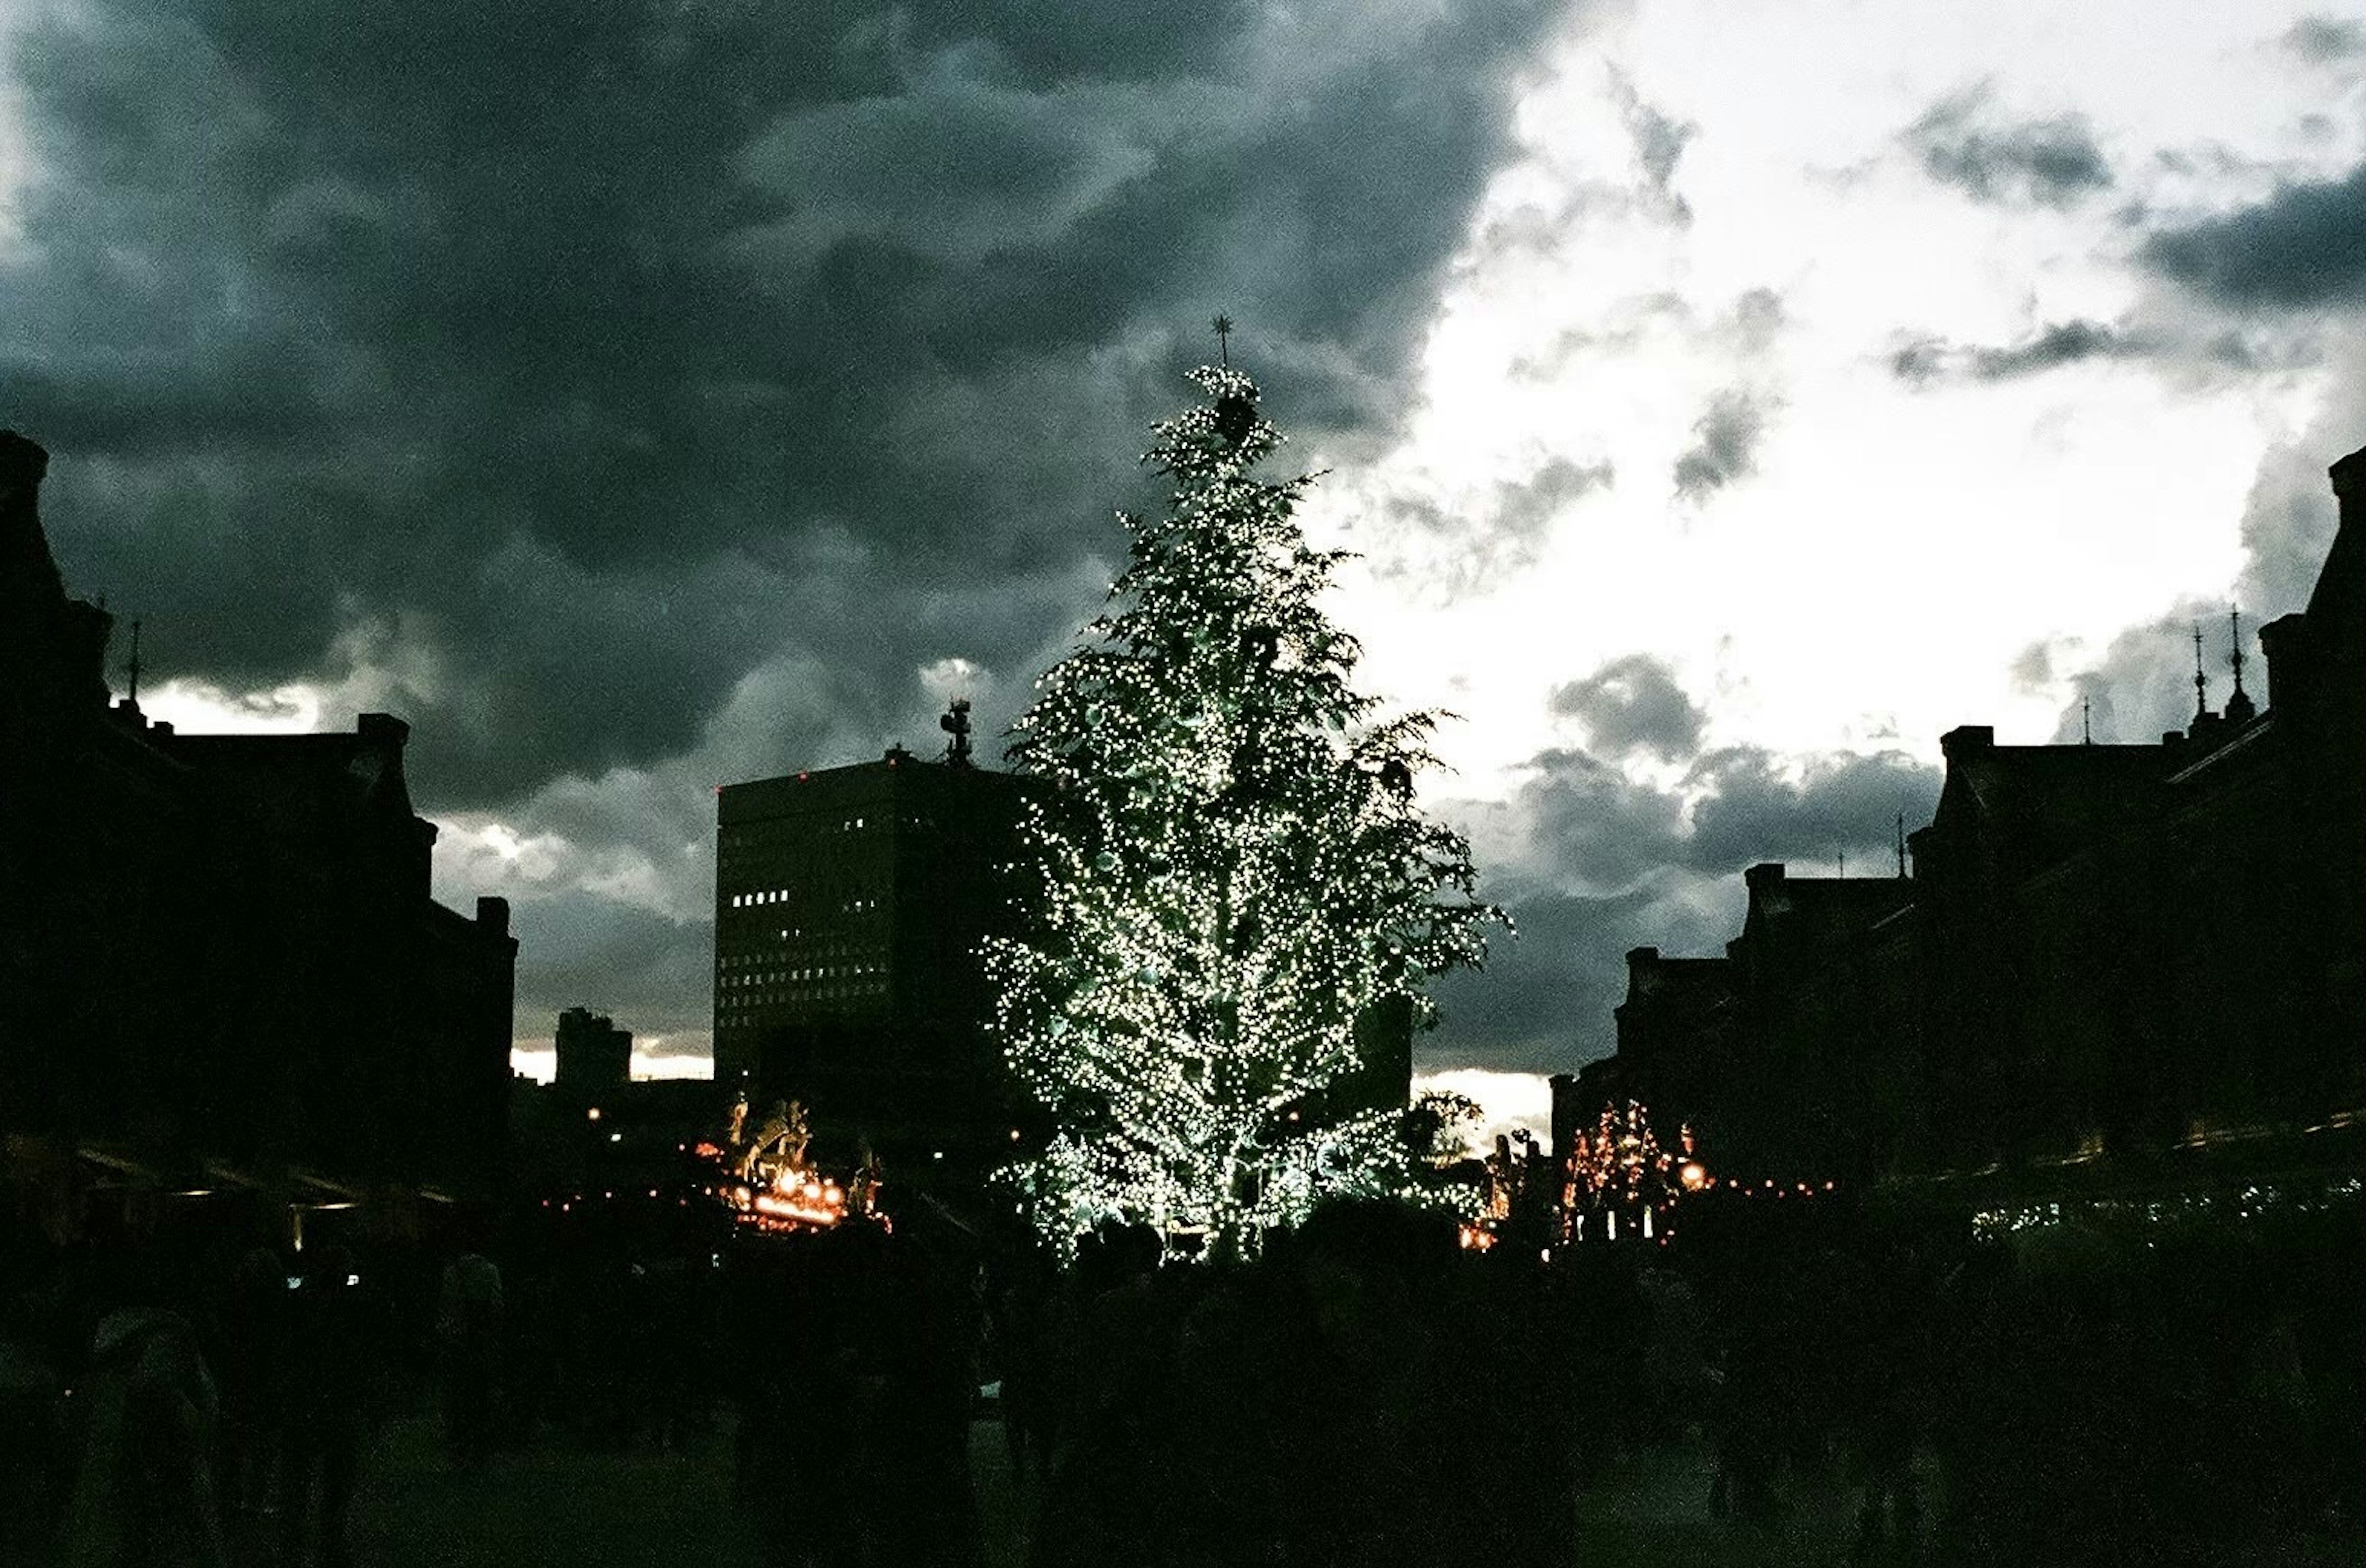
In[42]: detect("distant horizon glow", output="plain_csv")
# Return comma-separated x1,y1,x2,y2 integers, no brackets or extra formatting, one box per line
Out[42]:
1412,1068,1554,1156
509,1042,714,1086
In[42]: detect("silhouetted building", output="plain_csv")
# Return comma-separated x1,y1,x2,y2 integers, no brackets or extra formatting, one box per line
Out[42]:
0,430,516,1212
555,1006,633,1091
1573,441,2366,1193
713,744,1029,1169
513,1033,721,1203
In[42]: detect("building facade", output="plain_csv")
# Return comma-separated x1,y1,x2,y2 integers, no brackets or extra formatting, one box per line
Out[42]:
1567,442,2366,1195
1,430,517,1210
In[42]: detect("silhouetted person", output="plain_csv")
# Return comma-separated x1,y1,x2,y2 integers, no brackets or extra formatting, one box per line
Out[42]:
278,1245,381,1568
0,1268,69,1566
214,1243,290,1518
437,1237,505,1469
62,1294,228,1568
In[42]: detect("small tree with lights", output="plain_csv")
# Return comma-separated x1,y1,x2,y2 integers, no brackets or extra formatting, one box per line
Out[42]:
988,357,1502,1256
1563,1100,1699,1239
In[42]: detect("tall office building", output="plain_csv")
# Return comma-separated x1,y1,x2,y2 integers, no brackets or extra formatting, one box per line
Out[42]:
712,733,1028,1166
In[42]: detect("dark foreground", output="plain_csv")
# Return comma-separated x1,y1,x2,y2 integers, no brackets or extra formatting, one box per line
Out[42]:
9,1190,2366,1567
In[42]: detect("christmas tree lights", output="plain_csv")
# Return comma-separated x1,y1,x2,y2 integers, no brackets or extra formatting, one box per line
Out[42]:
988,364,1503,1256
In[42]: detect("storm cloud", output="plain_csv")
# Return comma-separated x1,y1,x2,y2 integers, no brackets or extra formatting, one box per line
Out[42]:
1436,723,1941,1068
3,0,1570,808
2142,163,2366,311
1549,653,1705,763
1,0,1572,1050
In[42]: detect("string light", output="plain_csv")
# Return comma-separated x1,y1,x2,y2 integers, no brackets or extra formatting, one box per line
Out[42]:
986,365,1504,1256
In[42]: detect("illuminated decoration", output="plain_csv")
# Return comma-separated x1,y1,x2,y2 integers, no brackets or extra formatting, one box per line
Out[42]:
1561,1100,1699,1241
689,1097,888,1237
987,364,1503,1256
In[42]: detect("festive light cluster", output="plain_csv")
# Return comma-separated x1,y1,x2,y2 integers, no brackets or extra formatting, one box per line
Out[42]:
987,365,1502,1256
1553,1101,1704,1243
688,1114,888,1237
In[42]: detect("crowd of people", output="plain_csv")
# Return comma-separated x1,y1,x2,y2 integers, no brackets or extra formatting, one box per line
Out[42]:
0,1198,531,1568
4,1180,2362,1567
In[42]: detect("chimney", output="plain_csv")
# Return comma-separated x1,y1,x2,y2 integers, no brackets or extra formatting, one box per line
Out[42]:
1744,862,1787,895
2306,443,2366,624
2329,444,2366,514
62,599,116,709
1940,725,1995,760
357,712,411,750
1,431,71,664
2258,613,2307,719
1625,946,1662,997
476,895,510,935
0,429,49,510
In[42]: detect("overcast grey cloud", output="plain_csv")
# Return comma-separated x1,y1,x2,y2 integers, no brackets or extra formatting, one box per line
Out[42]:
1432,714,1940,1067
1903,84,2115,208
1425,879,1734,1072
2142,163,2366,311
1550,653,1705,762
1681,747,1940,874
1606,66,1696,227
1670,386,1775,502
1892,319,2136,383
1376,452,1613,601
2283,17,2366,62
2033,605,2238,747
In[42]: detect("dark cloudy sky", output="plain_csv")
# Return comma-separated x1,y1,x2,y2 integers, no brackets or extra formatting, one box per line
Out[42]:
5,1,2362,1118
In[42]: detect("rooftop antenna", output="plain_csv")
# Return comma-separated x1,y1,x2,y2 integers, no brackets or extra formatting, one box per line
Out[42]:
124,619,144,709
2081,696,2092,745
939,696,974,768
2191,623,2210,723
1211,313,1233,367
1837,850,1845,880
1895,812,1908,879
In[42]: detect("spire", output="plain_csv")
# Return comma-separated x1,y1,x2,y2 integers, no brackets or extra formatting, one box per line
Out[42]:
2190,623,2211,724
1210,313,1234,367
2224,606,2256,725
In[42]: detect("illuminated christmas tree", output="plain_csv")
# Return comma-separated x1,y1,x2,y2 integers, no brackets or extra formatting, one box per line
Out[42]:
989,360,1501,1255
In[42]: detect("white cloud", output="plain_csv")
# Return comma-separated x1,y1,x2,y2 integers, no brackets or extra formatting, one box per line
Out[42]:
1304,0,2347,821
1412,1068,1554,1156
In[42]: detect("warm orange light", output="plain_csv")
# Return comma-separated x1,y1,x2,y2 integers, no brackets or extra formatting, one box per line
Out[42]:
1679,1161,1707,1192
